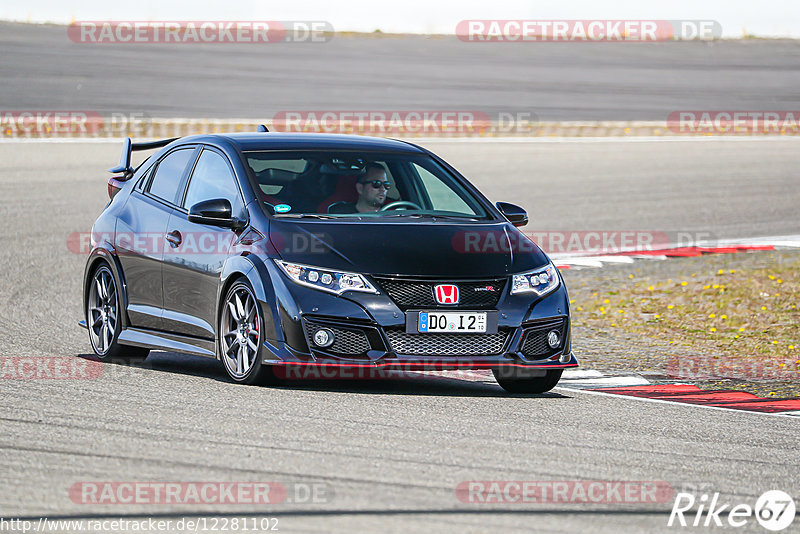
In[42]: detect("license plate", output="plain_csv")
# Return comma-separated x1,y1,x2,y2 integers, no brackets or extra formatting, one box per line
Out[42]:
418,311,487,333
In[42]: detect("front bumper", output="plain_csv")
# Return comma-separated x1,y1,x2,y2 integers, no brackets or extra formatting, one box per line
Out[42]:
261,261,578,370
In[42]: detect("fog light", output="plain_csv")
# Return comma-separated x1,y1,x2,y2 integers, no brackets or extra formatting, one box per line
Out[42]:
313,328,335,348
559,353,571,363
547,330,560,349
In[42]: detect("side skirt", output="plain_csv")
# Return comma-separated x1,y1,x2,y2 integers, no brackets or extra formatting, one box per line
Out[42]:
117,327,217,359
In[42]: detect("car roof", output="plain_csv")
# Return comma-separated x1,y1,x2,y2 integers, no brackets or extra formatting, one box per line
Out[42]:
174,132,426,153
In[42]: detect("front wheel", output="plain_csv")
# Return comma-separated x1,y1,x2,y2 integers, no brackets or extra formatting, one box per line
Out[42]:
219,279,278,385
87,263,149,362
492,368,563,394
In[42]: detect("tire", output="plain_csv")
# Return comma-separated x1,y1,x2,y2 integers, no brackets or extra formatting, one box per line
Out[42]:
87,263,149,362
492,368,563,394
218,279,278,385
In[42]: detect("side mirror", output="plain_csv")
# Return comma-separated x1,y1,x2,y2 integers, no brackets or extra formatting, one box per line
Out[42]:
188,198,244,228
496,202,528,227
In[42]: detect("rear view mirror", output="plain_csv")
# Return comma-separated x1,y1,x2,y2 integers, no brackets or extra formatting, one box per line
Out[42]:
496,202,528,227
188,198,243,229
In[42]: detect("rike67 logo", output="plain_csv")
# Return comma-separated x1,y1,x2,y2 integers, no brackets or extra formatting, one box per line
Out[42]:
669,490,795,531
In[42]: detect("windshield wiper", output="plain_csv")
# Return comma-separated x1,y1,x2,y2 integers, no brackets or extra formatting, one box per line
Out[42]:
381,213,481,221
276,213,338,219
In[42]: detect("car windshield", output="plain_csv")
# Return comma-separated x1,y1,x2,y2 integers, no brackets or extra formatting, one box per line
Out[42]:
244,150,490,219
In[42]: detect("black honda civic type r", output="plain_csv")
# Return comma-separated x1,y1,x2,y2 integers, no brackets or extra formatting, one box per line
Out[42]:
80,131,577,393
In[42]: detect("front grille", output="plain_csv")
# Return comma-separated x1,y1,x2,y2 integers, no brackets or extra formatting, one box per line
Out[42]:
520,318,566,359
373,277,505,310
384,328,509,356
303,319,371,357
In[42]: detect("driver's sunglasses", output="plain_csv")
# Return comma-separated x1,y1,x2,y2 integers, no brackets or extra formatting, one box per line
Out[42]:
360,180,392,190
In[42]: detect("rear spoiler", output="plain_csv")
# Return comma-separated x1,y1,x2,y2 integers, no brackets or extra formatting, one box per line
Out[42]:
108,137,178,178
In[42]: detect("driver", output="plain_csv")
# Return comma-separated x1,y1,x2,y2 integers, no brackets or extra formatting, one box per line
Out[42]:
330,163,391,213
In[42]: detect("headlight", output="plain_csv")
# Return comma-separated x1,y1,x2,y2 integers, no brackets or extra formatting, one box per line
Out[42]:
274,260,378,295
510,262,560,296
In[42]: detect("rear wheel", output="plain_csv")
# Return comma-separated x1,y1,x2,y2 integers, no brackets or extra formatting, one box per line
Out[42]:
492,368,563,394
87,263,149,362
219,279,278,385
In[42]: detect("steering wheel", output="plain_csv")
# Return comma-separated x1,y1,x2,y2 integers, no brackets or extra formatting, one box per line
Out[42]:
380,200,422,212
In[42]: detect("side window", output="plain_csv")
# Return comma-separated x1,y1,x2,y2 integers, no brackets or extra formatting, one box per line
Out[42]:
183,149,243,213
148,149,194,204
411,163,473,214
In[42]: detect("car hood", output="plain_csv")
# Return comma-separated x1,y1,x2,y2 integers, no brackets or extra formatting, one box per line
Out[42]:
268,218,549,277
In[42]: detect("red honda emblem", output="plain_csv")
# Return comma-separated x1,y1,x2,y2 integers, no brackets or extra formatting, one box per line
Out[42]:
434,284,460,305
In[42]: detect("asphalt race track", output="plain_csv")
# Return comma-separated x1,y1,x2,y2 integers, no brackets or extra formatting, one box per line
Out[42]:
0,138,798,532
2,21,800,120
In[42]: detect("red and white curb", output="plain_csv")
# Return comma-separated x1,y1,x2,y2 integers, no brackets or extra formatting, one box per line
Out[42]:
550,235,800,270
582,383,800,416
417,368,800,417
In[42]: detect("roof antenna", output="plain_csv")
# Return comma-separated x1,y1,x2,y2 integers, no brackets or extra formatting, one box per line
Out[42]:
256,124,269,132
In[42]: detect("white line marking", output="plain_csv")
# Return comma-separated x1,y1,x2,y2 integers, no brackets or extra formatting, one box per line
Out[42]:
3,136,800,144
562,370,606,379
559,376,651,387
408,136,800,144
557,386,800,419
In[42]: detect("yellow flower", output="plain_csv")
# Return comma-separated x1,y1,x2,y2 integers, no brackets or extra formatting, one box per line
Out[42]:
703,285,710,289
761,306,767,311
773,340,779,345
629,274,634,279
734,335,740,339
729,269,735,274
600,310,606,315
668,279,672,283
739,327,745,332
603,299,610,304
777,279,783,284
680,281,688,286
569,299,575,304
789,345,795,350
712,284,719,289
610,323,616,327
654,314,660,319
708,313,716,318
779,363,786,368
648,286,654,291
618,310,624,314
769,275,775,280
710,327,717,332
717,269,724,275
667,305,674,309
720,315,727,320
577,307,583,311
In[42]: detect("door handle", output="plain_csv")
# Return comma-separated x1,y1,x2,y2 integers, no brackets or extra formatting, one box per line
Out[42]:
165,230,182,247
